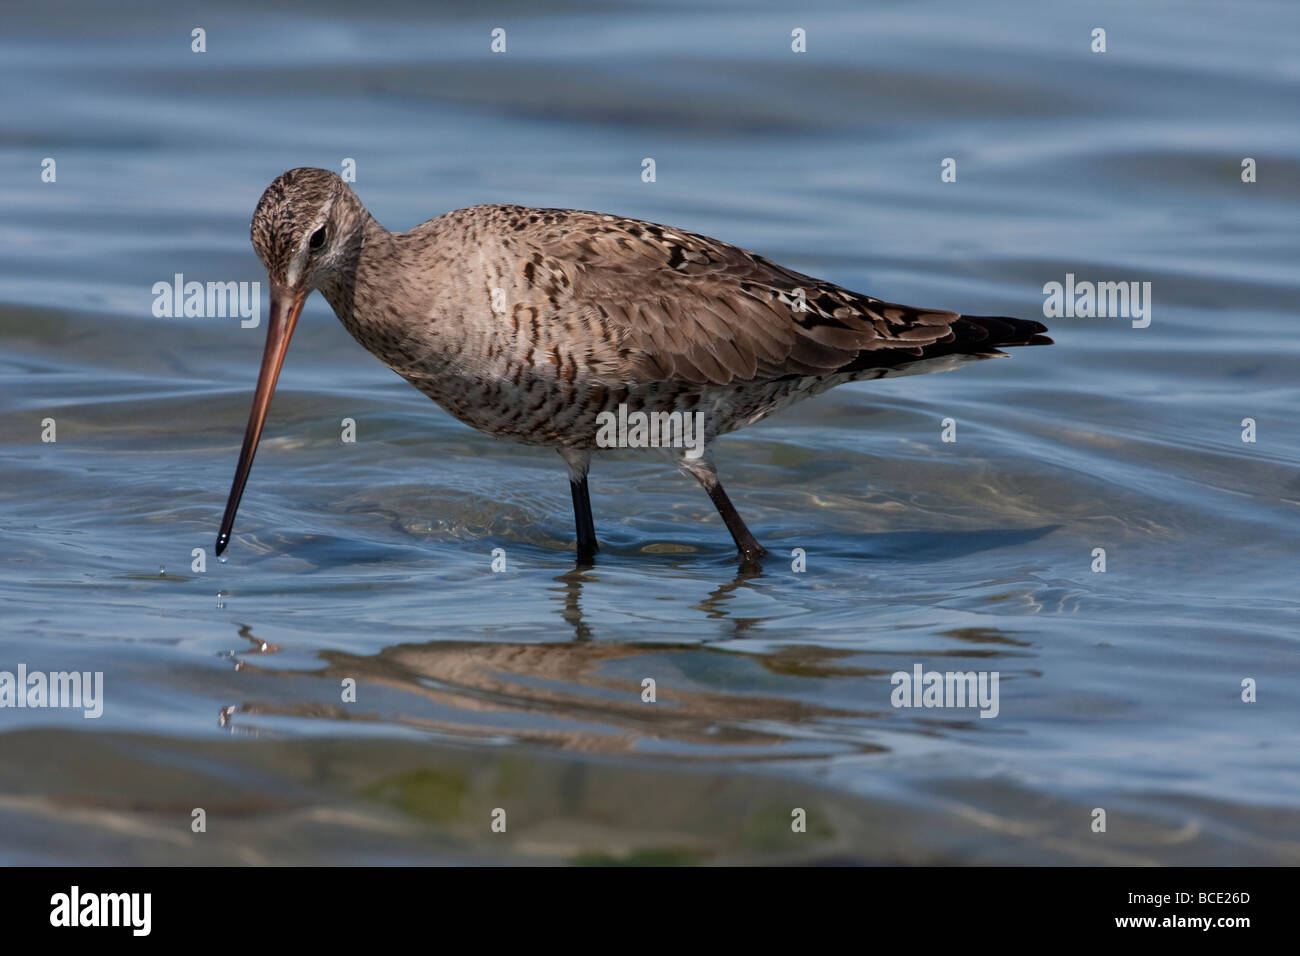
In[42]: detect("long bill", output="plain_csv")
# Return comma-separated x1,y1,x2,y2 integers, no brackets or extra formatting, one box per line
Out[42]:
215,285,307,556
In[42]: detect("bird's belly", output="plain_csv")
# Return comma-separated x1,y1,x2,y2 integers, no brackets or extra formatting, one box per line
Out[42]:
394,358,827,451
394,364,625,446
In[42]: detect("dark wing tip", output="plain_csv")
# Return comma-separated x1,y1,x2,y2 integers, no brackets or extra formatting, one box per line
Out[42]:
960,315,1052,347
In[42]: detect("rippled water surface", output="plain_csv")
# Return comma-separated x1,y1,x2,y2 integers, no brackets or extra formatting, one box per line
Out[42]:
2,0,1298,864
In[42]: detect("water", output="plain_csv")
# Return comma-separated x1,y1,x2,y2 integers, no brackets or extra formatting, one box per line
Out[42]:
2,0,1298,864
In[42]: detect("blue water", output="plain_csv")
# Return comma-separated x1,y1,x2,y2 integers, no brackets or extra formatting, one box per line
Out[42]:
1,0,1297,863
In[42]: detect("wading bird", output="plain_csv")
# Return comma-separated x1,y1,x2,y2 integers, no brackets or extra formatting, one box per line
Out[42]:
217,168,1050,566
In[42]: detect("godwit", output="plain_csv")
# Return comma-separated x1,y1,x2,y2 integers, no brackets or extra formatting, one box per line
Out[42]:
217,168,1050,566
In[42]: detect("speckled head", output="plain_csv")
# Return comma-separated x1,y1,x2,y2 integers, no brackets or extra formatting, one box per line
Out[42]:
250,166,368,292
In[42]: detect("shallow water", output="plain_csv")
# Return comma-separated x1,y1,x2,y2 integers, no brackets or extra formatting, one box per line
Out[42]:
1,0,1298,864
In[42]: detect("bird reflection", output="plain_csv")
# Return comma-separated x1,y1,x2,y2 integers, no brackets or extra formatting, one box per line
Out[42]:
551,566,597,643
219,563,884,755
553,549,769,644
217,541,1036,754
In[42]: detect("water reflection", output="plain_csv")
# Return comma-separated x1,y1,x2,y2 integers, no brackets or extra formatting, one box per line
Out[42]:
220,556,1052,759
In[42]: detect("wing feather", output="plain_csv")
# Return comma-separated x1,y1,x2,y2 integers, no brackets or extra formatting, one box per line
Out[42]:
509,208,1006,386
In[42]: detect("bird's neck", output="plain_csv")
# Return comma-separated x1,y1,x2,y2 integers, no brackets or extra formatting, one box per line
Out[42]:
316,212,461,382
315,214,395,335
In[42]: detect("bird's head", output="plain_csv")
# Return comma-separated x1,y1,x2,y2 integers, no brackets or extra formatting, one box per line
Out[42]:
216,167,367,556
250,166,366,296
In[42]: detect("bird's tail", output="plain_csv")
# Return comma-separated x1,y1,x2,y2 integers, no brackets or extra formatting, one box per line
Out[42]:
957,314,1053,349
838,313,1052,376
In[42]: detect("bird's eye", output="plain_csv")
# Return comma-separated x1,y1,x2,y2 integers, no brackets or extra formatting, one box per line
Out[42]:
309,227,327,250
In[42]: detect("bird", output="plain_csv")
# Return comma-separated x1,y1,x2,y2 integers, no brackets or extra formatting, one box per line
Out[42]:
217,167,1051,567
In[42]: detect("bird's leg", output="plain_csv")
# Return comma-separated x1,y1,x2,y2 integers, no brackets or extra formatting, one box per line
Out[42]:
682,455,767,565
559,448,597,564
570,475,597,563
705,479,767,565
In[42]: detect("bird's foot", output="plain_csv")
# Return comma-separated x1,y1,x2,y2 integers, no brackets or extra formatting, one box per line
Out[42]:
737,542,767,571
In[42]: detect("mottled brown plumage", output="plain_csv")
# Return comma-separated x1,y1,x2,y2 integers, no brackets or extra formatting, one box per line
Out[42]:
218,167,1051,565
